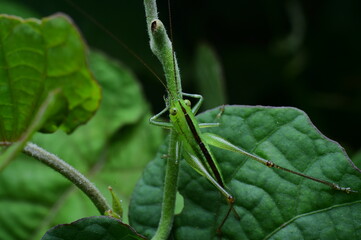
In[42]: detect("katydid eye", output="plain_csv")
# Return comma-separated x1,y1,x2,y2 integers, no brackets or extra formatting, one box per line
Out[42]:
184,99,191,107
170,108,177,115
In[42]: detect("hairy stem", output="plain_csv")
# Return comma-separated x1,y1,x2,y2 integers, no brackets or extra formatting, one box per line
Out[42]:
152,131,180,240
23,142,111,214
144,0,182,98
144,0,181,239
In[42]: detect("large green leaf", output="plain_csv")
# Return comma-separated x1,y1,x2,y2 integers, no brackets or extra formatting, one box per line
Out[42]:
0,14,101,142
129,106,361,239
41,216,146,240
0,50,163,240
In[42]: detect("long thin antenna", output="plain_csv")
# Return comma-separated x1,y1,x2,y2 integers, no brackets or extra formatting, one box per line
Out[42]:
64,0,167,88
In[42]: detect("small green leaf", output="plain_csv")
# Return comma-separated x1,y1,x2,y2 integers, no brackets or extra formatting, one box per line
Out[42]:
41,216,147,240
0,14,101,142
106,186,123,220
129,105,361,240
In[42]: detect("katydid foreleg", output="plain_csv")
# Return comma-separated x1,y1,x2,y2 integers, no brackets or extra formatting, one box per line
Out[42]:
181,92,203,113
150,93,219,129
150,107,173,129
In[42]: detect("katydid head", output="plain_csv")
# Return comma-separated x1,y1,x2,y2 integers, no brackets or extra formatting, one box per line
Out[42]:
169,99,192,120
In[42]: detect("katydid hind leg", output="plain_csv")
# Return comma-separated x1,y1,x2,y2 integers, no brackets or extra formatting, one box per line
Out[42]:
216,194,240,236
182,150,240,233
203,132,356,193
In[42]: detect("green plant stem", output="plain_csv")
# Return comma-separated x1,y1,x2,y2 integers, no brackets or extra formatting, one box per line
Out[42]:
144,0,181,239
144,0,182,97
152,131,180,240
23,142,111,215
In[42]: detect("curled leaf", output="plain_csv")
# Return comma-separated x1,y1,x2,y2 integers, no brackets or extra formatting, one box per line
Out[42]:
0,14,101,142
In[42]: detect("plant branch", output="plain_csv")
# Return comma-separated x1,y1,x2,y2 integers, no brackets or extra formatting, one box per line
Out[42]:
144,0,182,98
144,0,181,239
23,142,111,215
152,131,180,240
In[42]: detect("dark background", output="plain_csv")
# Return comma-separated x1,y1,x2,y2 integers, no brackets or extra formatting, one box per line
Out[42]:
4,0,361,154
